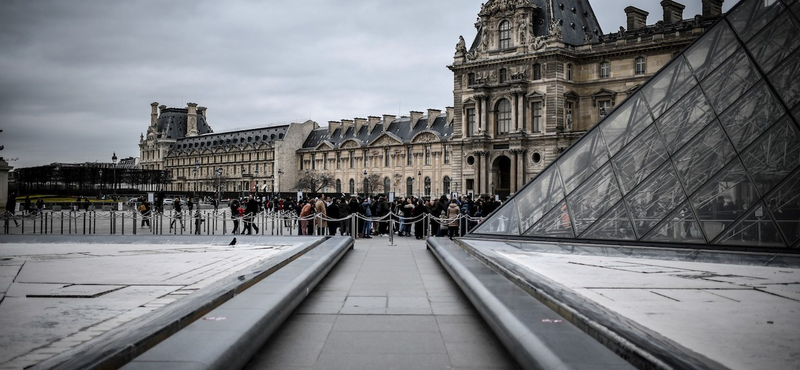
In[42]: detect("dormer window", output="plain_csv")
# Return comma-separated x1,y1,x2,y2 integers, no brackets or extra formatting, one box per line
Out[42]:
499,20,511,49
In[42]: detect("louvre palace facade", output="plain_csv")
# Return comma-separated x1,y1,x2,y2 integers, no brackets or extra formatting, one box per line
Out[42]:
139,0,728,200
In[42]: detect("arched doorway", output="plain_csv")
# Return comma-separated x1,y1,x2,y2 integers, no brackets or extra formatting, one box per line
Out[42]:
491,156,512,199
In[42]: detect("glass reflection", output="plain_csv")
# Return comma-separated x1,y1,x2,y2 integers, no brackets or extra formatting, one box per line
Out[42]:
655,87,715,154
626,163,687,239
741,117,800,196
765,169,800,245
715,202,786,247
673,121,737,195
644,202,706,244
746,10,800,74
580,201,635,240
690,160,758,242
557,130,609,194
728,0,784,42
718,81,785,151
612,124,669,194
684,22,739,81
642,56,697,118
525,200,574,238
768,48,800,108
600,94,653,156
566,164,622,235
473,199,520,235
701,50,761,113
515,167,565,233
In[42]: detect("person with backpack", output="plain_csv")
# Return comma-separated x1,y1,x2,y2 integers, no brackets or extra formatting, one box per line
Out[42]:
169,198,184,230
140,201,151,228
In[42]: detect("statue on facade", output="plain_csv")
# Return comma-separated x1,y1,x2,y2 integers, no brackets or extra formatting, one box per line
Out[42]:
584,30,593,44
516,14,528,44
456,35,467,54
530,35,546,51
566,110,573,132
480,26,489,51
549,18,563,41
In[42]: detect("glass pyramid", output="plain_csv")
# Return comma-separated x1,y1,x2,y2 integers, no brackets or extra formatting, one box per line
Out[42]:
473,0,800,249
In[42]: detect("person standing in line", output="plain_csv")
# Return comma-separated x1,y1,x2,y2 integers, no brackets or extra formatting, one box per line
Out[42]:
315,197,328,235
194,209,203,235
24,196,31,216
170,198,184,230
446,199,460,240
327,198,340,236
338,197,351,236
300,200,314,235
361,197,373,238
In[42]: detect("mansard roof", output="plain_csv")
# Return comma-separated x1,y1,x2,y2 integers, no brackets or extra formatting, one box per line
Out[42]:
471,0,800,252
156,108,213,140
168,125,289,155
301,115,453,150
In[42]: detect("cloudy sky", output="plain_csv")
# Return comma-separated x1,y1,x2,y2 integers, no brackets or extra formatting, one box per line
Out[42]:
0,0,733,168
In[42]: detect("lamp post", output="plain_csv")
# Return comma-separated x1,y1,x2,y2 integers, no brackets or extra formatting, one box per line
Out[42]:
254,165,259,196
216,167,223,202
99,169,103,194
112,152,117,198
241,165,246,198
277,169,283,197
417,171,421,199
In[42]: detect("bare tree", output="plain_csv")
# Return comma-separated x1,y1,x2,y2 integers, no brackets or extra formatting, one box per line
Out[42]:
296,172,334,194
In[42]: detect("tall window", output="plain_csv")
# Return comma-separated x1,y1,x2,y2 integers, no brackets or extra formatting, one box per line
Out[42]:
496,99,512,134
499,68,507,83
635,57,646,75
349,151,354,169
406,177,413,197
384,148,390,167
424,177,431,197
499,21,511,49
407,147,413,166
364,150,369,168
532,102,542,133
336,152,340,169
363,178,370,195
443,176,451,195
600,61,610,78
299,156,304,170
466,108,476,136
349,179,355,194
425,146,431,165
567,63,573,80
323,153,328,170
444,144,450,164
384,177,391,194
468,73,476,85
533,63,542,80
336,179,342,193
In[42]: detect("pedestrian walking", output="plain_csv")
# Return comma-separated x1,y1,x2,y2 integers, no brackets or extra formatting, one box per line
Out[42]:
230,199,241,234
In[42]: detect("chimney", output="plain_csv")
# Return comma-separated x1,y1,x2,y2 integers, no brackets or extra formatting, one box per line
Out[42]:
702,0,724,19
197,106,207,120
150,102,159,127
427,109,441,129
186,102,198,137
446,107,455,125
368,116,381,133
341,119,354,135
661,0,685,24
624,6,649,31
328,121,341,136
410,111,424,129
159,104,166,114
354,117,367,135
382,114,396,133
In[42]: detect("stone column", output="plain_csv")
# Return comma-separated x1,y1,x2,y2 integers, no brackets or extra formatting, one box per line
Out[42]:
510,151,518,193
475,152,482,195
511,94,519,132
517,93,525,133
517,150,525,191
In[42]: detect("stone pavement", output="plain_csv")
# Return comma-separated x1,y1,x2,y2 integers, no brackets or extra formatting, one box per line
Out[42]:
244,235,520,370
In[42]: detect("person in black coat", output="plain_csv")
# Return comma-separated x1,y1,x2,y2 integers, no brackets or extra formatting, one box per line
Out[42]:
338,198,351,235
244,195,260,235
412,199,429,240
327,197,340,236
229,199,241,234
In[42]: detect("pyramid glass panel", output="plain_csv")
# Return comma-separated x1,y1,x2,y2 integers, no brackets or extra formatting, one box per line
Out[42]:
557,130,609,194
625,163,687,239
728,0,785,42
715,202,786,247
600,94,653,156
579,201,636,241
516,166,565,233
690,160,758,241
472,199,519,236
768,48,800,108
700,49,761,114
643,202,706,244
741,117,800,196
746,10,800,74
673,121,737,195
524,201,574,238
469,0,800,252
765,169,800,245
566,164,622,235
718,81,786,151
684,22,740,81
612,124,669,195
642,56,697,118
655,87,716,155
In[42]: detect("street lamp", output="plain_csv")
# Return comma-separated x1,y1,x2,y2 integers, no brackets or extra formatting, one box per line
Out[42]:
254,165,259,196
112,152,117,198
417,171,421,199
491,182,495,197
99,169,103,194
216,167,223,201
277,169,283,197
363,169,368,195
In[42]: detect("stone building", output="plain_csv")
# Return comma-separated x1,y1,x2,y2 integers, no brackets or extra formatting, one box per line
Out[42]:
298,110,455,199
449,0,725,198
138,102,316,197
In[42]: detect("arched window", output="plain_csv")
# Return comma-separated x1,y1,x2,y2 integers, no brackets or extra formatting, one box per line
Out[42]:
336,179,342,194
425,145,431,165
384,177,391,194
496,99,512,135
443,176,452,195
349,179,355,195
499,20,511,49
406,177,413,197
424,177,431,197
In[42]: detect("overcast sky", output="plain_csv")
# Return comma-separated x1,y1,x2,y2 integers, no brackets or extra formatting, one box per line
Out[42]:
0,0,734,168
